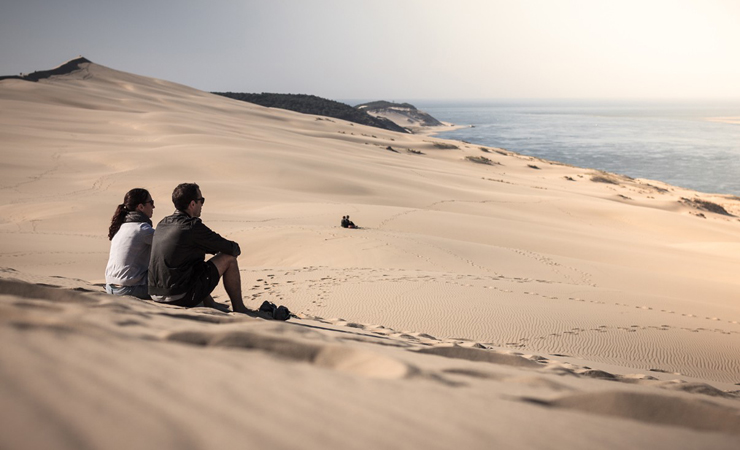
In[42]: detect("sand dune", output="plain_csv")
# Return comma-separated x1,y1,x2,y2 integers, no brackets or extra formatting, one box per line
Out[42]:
1,58,740,448
1,277,739,449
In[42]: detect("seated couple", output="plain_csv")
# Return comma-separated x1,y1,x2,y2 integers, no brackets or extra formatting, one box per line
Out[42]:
340,215,358,229
104,183,288,319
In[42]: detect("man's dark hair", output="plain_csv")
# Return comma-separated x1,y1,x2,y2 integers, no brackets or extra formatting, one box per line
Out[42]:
172,183,200,212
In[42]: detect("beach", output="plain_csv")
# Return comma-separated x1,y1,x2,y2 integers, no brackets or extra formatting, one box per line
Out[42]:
1,59,739,449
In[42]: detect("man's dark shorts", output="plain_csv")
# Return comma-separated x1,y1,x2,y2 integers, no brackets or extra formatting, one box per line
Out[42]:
168,261,221,307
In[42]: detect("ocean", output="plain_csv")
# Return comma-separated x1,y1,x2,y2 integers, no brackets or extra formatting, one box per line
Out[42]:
413,100,740,196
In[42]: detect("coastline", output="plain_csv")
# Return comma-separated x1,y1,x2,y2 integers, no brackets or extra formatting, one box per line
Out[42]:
414,121,471,136
414,102,740,197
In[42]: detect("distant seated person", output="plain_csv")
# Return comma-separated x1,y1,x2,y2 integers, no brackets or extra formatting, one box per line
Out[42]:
341,215,349,228
344,215,357,229
105,188,155,299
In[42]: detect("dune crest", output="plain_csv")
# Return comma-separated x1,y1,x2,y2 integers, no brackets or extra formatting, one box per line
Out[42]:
0,56,91,82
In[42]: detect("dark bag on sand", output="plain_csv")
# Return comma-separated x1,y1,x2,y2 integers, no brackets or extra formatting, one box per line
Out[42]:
273,305,291,321
259,300,291,321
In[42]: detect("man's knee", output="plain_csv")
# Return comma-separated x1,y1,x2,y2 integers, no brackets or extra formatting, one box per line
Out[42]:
210,253,238,276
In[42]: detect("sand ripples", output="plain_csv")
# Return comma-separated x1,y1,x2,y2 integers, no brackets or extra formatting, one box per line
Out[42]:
237,266,740,384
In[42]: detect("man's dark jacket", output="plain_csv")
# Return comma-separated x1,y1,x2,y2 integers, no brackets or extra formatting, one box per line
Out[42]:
148,211,241,296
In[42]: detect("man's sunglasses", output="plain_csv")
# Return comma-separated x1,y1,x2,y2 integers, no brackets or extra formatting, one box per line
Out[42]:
196,197,206,204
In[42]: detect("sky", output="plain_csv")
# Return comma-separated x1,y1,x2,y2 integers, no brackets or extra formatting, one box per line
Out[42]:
1,0,739,101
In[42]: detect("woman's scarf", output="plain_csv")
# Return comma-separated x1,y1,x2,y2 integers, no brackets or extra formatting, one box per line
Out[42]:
124,211,153,227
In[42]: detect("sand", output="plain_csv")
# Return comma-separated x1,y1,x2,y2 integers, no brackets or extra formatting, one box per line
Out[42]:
1,58,739,449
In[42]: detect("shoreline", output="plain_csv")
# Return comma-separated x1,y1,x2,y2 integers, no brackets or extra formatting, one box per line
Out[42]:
414,121,471,136
416,114,740,197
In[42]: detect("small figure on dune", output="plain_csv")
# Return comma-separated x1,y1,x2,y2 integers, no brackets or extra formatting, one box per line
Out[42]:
341,215,358,229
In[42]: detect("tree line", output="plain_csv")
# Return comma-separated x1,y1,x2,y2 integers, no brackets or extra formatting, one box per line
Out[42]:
213,92,408,133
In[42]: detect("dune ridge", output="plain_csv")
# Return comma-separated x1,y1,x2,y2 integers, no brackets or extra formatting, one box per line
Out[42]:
0,56,91,82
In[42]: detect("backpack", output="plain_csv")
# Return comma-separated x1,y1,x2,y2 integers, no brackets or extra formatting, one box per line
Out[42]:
259,300,291,321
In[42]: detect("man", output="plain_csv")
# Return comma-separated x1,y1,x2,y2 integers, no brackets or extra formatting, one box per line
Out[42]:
346,215,357,229
148,183,248,313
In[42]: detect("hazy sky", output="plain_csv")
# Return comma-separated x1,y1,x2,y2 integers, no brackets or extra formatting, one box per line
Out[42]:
2,0,739,100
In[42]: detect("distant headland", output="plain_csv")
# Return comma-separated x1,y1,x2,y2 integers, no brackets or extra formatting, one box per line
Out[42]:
213,92,450,134
355,100,445,130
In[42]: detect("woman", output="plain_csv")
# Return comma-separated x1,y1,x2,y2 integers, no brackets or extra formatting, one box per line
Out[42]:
105,188,155,299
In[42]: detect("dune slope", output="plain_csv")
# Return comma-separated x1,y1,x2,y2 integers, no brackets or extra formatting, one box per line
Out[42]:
1,277,739,449
1,58,740,448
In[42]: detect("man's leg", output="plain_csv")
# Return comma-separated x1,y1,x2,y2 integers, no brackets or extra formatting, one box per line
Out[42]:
208,253,247,313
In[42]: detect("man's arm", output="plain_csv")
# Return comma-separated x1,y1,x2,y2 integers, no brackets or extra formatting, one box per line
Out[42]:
191,220,241,256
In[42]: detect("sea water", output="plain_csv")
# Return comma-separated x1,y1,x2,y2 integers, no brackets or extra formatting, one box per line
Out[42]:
414,100,740,196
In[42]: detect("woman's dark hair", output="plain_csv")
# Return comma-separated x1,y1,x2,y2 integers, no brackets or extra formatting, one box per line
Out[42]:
172,183,200,212
108,188,150,240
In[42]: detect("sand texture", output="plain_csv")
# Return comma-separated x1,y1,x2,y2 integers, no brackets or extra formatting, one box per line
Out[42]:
1,59,740,449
